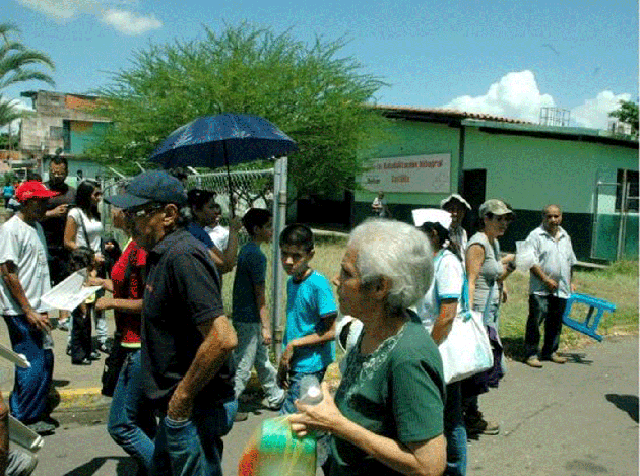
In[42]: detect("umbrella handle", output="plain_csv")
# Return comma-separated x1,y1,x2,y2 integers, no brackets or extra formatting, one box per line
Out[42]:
224,142,235,218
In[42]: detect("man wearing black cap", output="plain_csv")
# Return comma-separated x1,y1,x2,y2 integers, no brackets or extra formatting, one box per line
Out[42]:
106,171,238,476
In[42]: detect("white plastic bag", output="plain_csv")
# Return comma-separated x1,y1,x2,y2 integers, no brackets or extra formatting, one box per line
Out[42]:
515,240,537,271
438,310,494,384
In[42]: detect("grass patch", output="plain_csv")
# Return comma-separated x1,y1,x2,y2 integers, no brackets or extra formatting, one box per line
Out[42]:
222,243,638,361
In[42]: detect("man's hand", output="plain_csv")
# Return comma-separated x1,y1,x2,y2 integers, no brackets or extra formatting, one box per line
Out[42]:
93,253,105,266
571,282,577,293
544,277,559,292
85,276,104,287
25,310,52,332
167,390,193,422
46,204,68,218
261,325,272,346
277,343,295,388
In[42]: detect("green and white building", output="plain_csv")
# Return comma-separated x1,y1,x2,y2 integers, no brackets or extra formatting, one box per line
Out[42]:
352,107,638,261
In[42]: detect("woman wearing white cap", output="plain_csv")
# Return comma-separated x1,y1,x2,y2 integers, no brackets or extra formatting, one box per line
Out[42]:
461,199,515,437
440,194,471,255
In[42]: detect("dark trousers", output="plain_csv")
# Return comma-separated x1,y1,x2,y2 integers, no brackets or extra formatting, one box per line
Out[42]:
70,305,93,363
524,294,567,359
3,315,54,423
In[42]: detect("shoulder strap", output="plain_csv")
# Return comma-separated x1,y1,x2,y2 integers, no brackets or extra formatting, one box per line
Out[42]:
77,209,91,248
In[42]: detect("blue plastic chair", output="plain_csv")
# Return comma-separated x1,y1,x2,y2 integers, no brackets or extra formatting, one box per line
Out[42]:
562,293,616,342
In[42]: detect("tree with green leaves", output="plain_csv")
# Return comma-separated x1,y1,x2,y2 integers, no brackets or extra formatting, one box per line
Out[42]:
91,23,386,198
0,22,55,127
608,99,638,139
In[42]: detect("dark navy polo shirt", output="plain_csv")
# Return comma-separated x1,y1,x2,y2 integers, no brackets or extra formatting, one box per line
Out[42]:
140,228,234,409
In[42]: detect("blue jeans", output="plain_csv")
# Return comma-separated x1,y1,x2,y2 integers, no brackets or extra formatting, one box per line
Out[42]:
108,350,156,475
151,399,238,476
3,315,54,423
444,382,467,476
280,369,327,415
233,322,283,405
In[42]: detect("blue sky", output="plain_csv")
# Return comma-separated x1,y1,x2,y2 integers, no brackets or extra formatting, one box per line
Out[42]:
3,0,639,130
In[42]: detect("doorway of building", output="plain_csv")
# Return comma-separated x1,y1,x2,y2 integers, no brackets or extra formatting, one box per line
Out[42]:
462,168,487,231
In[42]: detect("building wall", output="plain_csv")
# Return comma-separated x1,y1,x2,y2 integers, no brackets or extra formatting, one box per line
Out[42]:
353,120,461,223
352,119,638,260
19,91,109,157
462,127,638,259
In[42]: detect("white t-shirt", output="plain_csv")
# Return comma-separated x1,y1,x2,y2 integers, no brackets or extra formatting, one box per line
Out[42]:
0,215,52,315
416,249,464,333
205,224,230,251
67,208,103,253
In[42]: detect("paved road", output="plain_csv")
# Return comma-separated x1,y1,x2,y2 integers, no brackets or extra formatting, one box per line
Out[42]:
21,335,640,475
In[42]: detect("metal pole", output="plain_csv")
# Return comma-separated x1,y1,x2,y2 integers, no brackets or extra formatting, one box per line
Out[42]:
270,156,287,361
616,170,628,261
590,182,600,259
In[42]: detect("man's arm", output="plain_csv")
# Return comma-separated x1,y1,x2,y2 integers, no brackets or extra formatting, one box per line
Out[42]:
166,314,237,421
530,264,558,293
255,282,271,346
278,313,337,387
0,262,51,331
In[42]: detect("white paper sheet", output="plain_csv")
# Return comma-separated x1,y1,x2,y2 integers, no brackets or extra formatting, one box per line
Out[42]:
41,269,102,312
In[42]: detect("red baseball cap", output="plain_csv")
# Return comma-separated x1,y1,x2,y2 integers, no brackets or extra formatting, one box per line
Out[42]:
15,181,60,202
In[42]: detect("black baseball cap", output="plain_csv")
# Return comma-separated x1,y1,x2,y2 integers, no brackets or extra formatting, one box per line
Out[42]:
105,170,187,210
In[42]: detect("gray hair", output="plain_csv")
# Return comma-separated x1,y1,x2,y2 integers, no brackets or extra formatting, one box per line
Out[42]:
348,218,434,312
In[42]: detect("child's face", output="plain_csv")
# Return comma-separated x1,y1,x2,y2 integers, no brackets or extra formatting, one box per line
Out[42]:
254,219,273,244
280,244,314,278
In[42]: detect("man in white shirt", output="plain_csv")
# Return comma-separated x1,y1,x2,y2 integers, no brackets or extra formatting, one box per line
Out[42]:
0,182,59,435
523,205,577,368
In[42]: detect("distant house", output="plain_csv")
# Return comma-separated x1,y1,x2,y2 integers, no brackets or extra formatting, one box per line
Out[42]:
350,106,638,261
19,90,111,183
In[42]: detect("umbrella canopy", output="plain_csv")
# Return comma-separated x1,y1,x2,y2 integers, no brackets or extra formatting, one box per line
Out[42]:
148,113,298,169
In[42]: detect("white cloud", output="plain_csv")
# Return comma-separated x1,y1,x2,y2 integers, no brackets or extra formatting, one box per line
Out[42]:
14,0,98,21
15,0,161,36
101,9,163,35
443,70,555,123
443,70,633,130
571,91,631,130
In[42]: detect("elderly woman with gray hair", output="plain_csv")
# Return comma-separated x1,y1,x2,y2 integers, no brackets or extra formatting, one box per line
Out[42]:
290,219,446,476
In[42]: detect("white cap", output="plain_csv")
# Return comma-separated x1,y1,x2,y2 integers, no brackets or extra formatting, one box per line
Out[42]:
440,194,471,211
412,208,452,229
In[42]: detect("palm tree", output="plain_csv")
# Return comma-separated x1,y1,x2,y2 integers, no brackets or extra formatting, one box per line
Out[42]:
0,22,55,127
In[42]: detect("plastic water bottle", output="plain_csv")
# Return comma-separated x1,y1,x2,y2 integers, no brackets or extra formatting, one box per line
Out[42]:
298,375,323,406
297,375,330,468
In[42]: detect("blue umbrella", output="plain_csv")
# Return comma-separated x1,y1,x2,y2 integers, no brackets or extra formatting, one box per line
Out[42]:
148,113,298,216
148,113,298,169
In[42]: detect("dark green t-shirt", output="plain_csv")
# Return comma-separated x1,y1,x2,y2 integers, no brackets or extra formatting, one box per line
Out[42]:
330,319,445,476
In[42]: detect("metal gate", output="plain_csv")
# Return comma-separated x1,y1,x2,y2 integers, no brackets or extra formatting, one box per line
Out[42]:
100,159,289,358
591,172,639,261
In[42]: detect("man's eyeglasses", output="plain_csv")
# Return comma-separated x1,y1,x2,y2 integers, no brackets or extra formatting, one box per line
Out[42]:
124,204,164,219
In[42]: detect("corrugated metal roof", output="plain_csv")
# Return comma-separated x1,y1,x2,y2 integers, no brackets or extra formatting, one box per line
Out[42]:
374,105,532,124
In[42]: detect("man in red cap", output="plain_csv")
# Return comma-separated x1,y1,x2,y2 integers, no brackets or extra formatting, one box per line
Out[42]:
0,181,59,435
